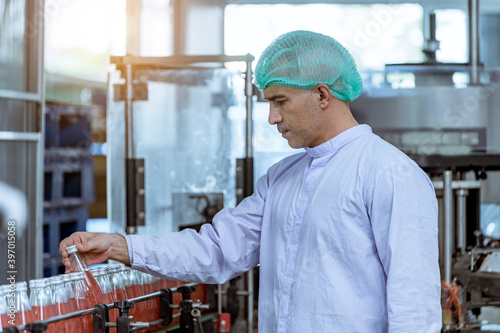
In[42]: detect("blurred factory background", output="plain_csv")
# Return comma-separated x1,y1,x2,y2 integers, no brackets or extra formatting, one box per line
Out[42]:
1,0,500,331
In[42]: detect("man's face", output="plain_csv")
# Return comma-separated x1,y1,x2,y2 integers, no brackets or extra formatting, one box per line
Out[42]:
263,86,325,148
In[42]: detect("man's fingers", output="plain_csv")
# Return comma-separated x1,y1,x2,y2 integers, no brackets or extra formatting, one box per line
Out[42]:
59,238,72,258
59,232,93,268
78,233,103,254
59,232,115,269
59,231,86,256
77,242,87,253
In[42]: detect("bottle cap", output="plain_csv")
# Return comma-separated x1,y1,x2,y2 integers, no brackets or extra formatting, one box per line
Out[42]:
29,278,47,288
47,276,59,286
108,265,120,274
15,281,28,291
66,245,79,254
90,267,100,277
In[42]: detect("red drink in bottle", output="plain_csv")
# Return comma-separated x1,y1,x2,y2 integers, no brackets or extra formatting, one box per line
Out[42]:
53,275,80,333
73,272,93,333
63,273,86,332
66,245,105,306
83,271,105,305
107,265,130,332
1,284,11,329
10,282,35,333
29,278,57,333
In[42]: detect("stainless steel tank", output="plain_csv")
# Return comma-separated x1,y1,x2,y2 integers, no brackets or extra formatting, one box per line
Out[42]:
350,82,500,205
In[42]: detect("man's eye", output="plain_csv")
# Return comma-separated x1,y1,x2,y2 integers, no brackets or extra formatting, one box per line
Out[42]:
275,100,285,105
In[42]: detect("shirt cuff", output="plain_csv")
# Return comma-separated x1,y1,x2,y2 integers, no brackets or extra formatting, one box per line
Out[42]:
124,234,145,268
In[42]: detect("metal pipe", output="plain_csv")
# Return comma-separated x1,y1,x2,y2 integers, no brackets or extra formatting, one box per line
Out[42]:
216,290,249,296
218,284,223,314
443,170,453,283
11,283,199,331
111,54,254,67
456,188,469,253
172,0,185,56
125,62,136,235
244,57,255,333
0,89,41,101
248,268,254,333
245,59,254,158
468,0,480,85
429,12,436,41
125,63,135,159
126,0,141,56
35,0,46,281
14,310,183,332
15,307,97,329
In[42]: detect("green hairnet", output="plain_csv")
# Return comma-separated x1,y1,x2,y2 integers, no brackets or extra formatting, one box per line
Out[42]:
254,30,363,101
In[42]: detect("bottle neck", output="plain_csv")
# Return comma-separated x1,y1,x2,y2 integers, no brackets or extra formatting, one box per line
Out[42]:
68,252,89,272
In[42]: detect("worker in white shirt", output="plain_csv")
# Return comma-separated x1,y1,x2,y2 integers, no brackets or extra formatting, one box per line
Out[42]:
61,30,441,333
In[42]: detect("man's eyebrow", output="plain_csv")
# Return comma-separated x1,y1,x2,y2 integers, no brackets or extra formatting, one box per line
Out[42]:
265,95,286,101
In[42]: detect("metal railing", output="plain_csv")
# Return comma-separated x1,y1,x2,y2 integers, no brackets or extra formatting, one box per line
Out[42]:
3,283,212,333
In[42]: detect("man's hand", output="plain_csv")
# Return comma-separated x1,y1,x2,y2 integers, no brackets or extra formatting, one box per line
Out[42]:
59,232,130,272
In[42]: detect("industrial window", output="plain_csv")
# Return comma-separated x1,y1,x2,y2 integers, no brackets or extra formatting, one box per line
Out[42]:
434,9,467,64
224,3,424,71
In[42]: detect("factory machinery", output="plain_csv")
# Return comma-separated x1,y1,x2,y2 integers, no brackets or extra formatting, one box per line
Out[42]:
105,54,256,333
351,0,500,331
2,280,214,333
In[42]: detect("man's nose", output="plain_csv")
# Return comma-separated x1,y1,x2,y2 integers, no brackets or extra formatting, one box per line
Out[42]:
268,108,282,125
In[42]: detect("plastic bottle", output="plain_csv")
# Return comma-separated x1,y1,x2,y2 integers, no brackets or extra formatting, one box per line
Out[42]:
127,269,146,321
47,277,63,332
107,265,129,332
52,276,76,333
142,273,161,332
29,278,56,333
142,272,157,324
43,278,59,332
65,245,105,305
0,285,9,331
108,265,129,303
8,282,35,332
118,266,136,318
152,274,162,293
89,266,113,330
120,267,134,306
61,274,84,330
72,272,93,333
94,267,114,305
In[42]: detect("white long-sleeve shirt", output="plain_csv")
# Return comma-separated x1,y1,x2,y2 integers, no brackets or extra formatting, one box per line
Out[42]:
125,124,442,333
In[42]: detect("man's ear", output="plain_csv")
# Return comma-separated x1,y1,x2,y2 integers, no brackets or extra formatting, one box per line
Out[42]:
315,84,332,108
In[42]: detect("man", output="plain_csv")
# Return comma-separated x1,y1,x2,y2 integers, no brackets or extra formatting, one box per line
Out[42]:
60,30,441,332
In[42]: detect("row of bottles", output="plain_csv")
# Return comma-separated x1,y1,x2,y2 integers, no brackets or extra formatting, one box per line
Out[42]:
0,245,184,332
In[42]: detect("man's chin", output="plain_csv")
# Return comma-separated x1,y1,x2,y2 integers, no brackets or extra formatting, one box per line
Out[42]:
286,140,304,149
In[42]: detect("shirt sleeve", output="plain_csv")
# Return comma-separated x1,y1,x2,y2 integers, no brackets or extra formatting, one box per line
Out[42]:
366,157,442,333
123,173,268,284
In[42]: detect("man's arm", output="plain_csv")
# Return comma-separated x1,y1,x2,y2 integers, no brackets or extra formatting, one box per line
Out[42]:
60,172,269,283
124,186,264,284
367,158,442,333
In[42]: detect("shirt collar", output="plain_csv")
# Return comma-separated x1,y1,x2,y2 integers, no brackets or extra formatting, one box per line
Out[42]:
305,124,372,158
